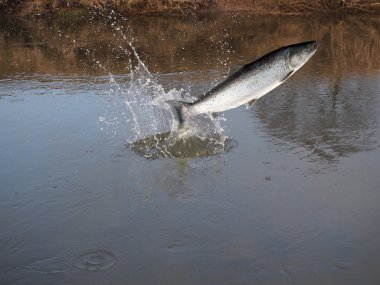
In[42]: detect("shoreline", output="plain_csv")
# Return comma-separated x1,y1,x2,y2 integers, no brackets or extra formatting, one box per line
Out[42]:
1,0,380,18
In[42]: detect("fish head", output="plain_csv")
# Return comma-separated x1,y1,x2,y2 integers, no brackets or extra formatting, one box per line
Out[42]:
287,41,317,69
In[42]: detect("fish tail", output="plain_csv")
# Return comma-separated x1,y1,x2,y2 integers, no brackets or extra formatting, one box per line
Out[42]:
165,100,192,140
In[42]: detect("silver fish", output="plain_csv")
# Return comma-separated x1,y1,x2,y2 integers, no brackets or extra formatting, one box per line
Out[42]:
166,41,317,132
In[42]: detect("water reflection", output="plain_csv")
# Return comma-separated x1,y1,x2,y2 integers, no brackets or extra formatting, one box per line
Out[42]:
126,154,227,202
252,72,380,164
2,14,380,76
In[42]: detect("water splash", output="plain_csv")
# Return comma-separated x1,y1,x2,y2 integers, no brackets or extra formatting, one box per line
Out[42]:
119,52,231,158
97,16,231,158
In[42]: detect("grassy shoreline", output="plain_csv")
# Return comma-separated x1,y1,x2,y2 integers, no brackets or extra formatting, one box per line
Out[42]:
1,0,380,17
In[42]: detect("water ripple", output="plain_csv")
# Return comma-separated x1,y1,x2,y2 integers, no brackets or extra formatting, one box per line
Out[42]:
71,249,117,271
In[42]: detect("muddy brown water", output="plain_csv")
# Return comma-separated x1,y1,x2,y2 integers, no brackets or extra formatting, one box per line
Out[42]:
1,13,380,285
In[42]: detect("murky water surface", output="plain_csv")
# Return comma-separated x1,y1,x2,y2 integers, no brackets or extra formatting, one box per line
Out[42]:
1,13,380,284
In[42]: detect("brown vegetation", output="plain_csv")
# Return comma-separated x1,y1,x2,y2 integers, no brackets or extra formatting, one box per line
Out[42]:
1,0,380,17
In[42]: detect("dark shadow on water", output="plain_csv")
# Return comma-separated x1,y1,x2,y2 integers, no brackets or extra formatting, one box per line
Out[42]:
128,131,237,159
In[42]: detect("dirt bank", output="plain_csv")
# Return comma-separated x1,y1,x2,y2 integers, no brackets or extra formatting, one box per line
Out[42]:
1,0,380,17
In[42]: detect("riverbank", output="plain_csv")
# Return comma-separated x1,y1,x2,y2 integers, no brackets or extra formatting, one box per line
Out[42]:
1,0,380,17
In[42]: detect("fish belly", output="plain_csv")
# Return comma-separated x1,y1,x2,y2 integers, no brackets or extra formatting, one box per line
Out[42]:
193,76,281,114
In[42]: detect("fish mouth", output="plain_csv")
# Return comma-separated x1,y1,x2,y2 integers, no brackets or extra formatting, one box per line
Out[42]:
287,40,318,69
301,41,318,60
309,40,317,49
292,40,317,49
307,40,318,54
289,40,318,58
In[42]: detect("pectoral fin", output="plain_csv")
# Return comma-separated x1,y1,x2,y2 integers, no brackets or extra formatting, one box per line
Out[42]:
246,99,256,108
280,70,294,83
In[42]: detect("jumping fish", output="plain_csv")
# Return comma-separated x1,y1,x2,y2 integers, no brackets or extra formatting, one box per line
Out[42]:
166,41,317,133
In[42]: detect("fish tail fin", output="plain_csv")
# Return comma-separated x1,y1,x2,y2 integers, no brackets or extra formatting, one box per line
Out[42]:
165,100,192,142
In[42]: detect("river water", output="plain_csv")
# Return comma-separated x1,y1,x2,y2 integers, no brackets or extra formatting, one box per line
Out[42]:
1,12,380,285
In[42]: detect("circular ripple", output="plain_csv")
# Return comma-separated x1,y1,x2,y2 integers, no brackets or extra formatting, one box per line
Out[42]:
71,249,117,271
